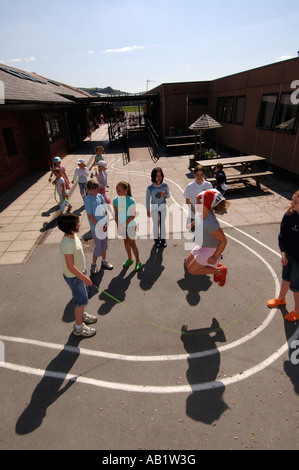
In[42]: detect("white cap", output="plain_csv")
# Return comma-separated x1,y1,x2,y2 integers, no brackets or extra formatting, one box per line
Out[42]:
97,160,107,168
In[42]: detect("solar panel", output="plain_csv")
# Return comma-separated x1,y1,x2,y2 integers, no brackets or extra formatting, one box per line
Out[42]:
0,65,46,84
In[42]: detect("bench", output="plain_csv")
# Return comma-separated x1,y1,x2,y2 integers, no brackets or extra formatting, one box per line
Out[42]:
166,142,195,148
207,171,274,189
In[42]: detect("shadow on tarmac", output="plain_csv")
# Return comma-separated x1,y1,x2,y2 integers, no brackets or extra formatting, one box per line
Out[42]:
177,265,212,306
15,334,84,435
181,319,229,424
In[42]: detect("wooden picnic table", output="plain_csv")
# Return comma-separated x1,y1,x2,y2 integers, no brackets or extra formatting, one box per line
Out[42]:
196,155,273,189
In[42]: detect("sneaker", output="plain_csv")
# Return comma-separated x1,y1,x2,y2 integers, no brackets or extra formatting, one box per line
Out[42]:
83,312,97,324
218,265,227,287
123,259,134,268
214,263,223,282
135,262,142,272
101,260,113,270
161,240,167,248
73,323,96,337
284,310,299,323
267,298,286,308
90,264,99,275
155,240,160,248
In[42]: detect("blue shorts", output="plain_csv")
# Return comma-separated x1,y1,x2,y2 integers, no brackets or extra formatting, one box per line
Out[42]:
282,254,299,292
63,274,89,307
79,182,87,197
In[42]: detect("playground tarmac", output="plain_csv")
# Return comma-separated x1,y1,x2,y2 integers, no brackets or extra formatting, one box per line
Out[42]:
0,125,299,451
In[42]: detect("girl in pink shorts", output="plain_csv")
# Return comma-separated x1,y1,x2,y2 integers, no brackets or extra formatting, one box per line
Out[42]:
185,189,230,286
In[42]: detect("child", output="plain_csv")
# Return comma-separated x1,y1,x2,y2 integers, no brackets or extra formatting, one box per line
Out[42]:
146,167,170,247
94,161,111,204
113,181,142,272
267,190,299,322
183,165,213,231
185,189,230,287
52,168,72,214
84,180,113,274
57,213,97,337
49,156,70,190
89,145,105,171
213,163,227,194
71,158,89,200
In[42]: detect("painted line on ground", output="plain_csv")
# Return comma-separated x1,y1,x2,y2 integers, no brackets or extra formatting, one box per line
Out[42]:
1,324,298,394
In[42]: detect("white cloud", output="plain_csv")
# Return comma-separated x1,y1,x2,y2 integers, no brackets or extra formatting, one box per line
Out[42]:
276,55,294,61
8,56,37,63
25,56,37,62
88,50,94,54
104,45,144,53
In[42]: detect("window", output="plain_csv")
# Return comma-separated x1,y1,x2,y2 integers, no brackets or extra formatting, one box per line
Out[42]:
44,113,62,143
274,93,299,133
257,92,299,133
216,98,225,122
216,96,245,124
257,94,278,129
234,96,246,125
2,127,18,157
188,98,208,106
224,97,234,123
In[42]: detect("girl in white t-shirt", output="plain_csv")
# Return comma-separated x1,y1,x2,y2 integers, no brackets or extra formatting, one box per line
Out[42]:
183,165,212,230
53,169,72,214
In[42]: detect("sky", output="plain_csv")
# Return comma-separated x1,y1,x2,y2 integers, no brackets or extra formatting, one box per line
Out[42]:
0,0,299,93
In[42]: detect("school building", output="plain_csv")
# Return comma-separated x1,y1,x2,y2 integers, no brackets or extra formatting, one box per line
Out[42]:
150,57,299,175
0,63,96,194
0,57,298,196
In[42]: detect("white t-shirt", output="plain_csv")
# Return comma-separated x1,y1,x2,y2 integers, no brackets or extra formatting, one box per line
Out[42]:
183,180,213,213
55,177,65,195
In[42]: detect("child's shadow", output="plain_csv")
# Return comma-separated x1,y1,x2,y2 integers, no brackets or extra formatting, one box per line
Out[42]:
139,245,165,291
41,205,59,217
15,334,83,435
98,268,136,316
177,264,212,306
181,320,228,424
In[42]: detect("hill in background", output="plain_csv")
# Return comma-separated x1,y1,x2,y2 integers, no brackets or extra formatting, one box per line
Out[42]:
79,86,128,96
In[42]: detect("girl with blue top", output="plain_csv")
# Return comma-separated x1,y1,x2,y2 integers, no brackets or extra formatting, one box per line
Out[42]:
113,181,141,272
84,180,113,274
146,167,170,247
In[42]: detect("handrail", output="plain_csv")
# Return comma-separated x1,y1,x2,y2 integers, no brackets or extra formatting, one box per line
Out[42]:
146,118,159,162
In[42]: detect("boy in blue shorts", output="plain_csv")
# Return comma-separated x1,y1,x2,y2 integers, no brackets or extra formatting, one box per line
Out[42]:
58,213,97,337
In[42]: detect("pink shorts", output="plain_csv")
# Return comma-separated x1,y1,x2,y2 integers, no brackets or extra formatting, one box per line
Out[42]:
99,187,111,204
191,246,221,268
